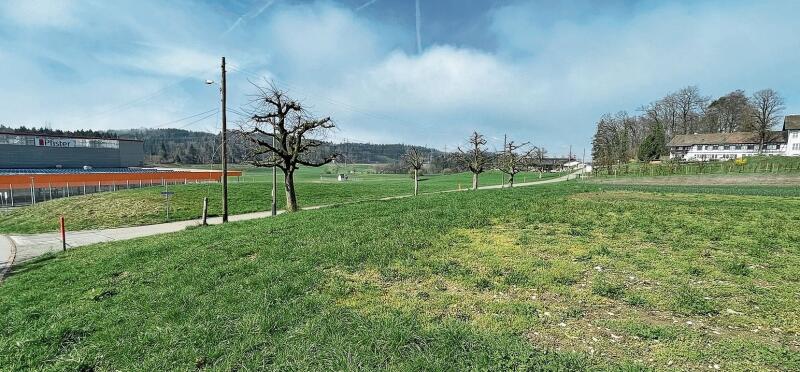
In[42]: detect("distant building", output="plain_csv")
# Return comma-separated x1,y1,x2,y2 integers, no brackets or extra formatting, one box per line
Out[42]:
667,115,800,160
532,156,578,171
0,131,144,168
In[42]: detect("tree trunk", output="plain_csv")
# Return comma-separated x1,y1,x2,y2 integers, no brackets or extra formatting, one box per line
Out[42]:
472,172,478,190
414,169,419,196
284,169,298,212
508,173,515,187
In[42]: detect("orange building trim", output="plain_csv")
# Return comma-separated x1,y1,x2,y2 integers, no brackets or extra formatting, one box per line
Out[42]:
0,170,242,189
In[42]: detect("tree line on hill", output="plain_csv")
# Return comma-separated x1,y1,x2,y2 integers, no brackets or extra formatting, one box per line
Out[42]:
0,125,118,139
0,124,445,167
591,86,786,170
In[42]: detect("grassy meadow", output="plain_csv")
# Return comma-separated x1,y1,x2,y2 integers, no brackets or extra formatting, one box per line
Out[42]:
0,165,561,234
1,182,799,370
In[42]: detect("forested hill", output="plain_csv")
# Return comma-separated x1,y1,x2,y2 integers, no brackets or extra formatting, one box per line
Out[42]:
114,128,443,165
0,124,117,139
0,125,440,165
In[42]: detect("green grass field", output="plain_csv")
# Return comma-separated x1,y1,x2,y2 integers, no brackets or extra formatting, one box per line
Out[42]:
1,182,799,370
0,166,561,234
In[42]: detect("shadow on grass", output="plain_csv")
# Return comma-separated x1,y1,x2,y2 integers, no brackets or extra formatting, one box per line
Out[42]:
6,252,59,279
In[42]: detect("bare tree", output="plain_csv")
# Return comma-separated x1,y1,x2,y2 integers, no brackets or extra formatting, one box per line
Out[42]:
240,82,336,212
496,140,536,187
748,89,785,153
592,114,629,173
660,93,680,139
675,86,709,135
403,147,425,196
453,132,489,190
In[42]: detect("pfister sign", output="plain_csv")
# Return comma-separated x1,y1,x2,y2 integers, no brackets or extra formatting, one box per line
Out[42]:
36,137,76,147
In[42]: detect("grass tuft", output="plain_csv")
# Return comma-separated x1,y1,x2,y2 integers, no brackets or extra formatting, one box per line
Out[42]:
672,286,718,315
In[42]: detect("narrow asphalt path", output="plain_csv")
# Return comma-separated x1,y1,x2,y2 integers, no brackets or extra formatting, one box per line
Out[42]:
0,235,16,281
0,171,581,279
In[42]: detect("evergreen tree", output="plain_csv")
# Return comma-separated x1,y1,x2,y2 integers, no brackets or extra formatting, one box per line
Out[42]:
637,123,667,161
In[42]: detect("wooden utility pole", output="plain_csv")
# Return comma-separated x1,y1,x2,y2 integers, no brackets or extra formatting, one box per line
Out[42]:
502,134,507,187
343,138,348,172
221,56,229,223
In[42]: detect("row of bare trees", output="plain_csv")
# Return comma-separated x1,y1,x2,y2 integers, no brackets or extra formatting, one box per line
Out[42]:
592,86,786,170
403,132,545,196
237,83,551,211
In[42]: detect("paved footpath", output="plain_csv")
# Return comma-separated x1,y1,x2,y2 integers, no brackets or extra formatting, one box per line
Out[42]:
0,171,581,279
1,235,15,280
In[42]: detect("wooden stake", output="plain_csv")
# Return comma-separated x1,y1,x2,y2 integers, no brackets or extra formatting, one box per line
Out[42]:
59,216,66,251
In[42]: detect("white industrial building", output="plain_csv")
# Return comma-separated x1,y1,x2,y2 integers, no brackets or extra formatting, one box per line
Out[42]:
668,115,800,160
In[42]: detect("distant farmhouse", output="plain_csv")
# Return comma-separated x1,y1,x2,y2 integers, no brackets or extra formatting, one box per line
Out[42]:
668,115,800,160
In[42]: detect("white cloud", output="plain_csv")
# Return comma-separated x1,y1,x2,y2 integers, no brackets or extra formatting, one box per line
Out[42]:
0,0,78,28
256,2,392,79
98,45,222,78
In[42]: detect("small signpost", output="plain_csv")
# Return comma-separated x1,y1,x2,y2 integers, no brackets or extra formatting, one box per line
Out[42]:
162,191,175,221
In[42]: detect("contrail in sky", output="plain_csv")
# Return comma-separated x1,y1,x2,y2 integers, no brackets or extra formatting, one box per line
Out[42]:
355,0,378,12
415,0,422,54
224,0,277,35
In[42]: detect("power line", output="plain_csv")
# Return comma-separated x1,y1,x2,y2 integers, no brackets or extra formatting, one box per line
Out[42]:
86,69,217,120
175,110,220,129
147,108,219,129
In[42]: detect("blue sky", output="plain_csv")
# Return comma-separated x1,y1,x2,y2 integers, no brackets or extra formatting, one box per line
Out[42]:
1,0,799,155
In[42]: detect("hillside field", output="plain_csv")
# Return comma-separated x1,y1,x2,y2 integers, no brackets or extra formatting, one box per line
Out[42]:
1,182,799,370
0,166,560,234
